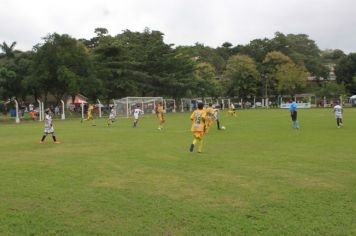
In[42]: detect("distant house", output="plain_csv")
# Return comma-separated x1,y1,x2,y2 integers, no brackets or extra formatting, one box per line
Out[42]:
66,94,88,107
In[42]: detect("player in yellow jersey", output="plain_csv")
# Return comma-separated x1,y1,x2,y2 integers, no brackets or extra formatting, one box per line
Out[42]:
228,102,236,116
204,103,215,133
156,102,165,130
81,104,96,126
189,102,206,153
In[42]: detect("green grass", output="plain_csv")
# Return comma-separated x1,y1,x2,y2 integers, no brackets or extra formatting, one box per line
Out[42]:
0,109,355,235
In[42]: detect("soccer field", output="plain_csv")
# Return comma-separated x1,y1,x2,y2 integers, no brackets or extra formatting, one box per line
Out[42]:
0,109,355,235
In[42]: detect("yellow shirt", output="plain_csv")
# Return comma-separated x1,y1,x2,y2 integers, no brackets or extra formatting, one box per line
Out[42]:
190,109,206,132
88,105,94,114
157,105,164,115
205,107,214,122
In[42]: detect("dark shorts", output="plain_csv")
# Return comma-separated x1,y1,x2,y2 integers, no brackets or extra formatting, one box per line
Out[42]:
291,111,297,121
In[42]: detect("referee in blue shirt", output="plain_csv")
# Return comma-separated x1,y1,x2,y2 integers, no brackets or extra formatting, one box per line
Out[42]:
289,98,299,129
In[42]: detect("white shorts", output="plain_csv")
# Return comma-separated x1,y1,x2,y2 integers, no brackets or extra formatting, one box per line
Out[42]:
335,114,342,119
134,115,139,120
44,126,54,133
109,114,115,119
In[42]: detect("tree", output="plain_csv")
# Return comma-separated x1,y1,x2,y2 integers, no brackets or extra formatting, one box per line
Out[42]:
26,33,93,103
0,67,16,99
176,43,226,75
237,38,272,63
321,49,346,64
79,27,109,49
222,55,260,98
315,81,347,98
275,63,309,96
0,46,32,100
113,28,196,98
91,33,140,100
94,27,109,37
262,51,293,96
216,42,234,61
193,62,222,97
335,53,356,94
0,42,17,59
270,32,328,78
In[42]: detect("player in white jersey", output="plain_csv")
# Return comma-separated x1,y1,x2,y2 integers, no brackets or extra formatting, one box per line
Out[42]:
107,105,116,126
133,105,143,128
213,106,221,130
39,109,60,144
333,101,343,128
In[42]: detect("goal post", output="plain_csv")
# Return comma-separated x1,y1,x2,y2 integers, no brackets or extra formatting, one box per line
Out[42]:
113,97,163,118
180,98,192,112
163,99,176,112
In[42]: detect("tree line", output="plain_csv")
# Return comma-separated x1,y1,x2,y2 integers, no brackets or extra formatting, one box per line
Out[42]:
1,28,356,104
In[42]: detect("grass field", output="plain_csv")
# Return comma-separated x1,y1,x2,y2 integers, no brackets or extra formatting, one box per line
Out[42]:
0,109,355,235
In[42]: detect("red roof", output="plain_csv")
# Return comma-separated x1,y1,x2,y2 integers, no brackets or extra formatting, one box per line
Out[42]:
73,98,87,104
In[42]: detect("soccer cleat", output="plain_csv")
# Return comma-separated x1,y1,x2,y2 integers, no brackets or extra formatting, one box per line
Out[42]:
39,141,45,144
189,144,194,152
54,141,61,144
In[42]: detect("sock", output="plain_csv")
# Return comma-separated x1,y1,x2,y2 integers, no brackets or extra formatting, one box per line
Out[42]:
190,138,198,152
52,135,57,142
193,138,198,145
217,120,220,130
189,143,194,152
337,118,340,126
198,139,203,153
41,135,46,141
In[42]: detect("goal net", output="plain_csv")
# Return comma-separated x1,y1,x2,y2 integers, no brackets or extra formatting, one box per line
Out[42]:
113,97,163,118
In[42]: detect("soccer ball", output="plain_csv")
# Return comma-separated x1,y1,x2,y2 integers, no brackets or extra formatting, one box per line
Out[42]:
221,126,226,130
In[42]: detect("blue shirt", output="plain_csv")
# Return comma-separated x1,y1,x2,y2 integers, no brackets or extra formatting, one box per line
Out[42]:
289,101,297,112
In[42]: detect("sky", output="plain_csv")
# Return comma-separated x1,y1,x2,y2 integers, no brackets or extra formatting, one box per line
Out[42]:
1,0,356,53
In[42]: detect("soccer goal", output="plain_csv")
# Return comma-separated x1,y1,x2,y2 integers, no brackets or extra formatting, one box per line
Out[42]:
113,97,163,118
203,97,215,105
220,99,230,110
180,98,192,112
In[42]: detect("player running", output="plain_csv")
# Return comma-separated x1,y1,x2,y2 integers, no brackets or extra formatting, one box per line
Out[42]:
333,101,343,128
39,108,60,144
107,105,116,126
133,105,143,128
82,104,96,126
156,102,165,130
213,106,221,130
204,103,215,133
228,103,236,116
189,102,206,153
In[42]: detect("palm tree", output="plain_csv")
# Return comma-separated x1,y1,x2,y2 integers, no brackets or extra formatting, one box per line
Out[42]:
0,41,17,58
